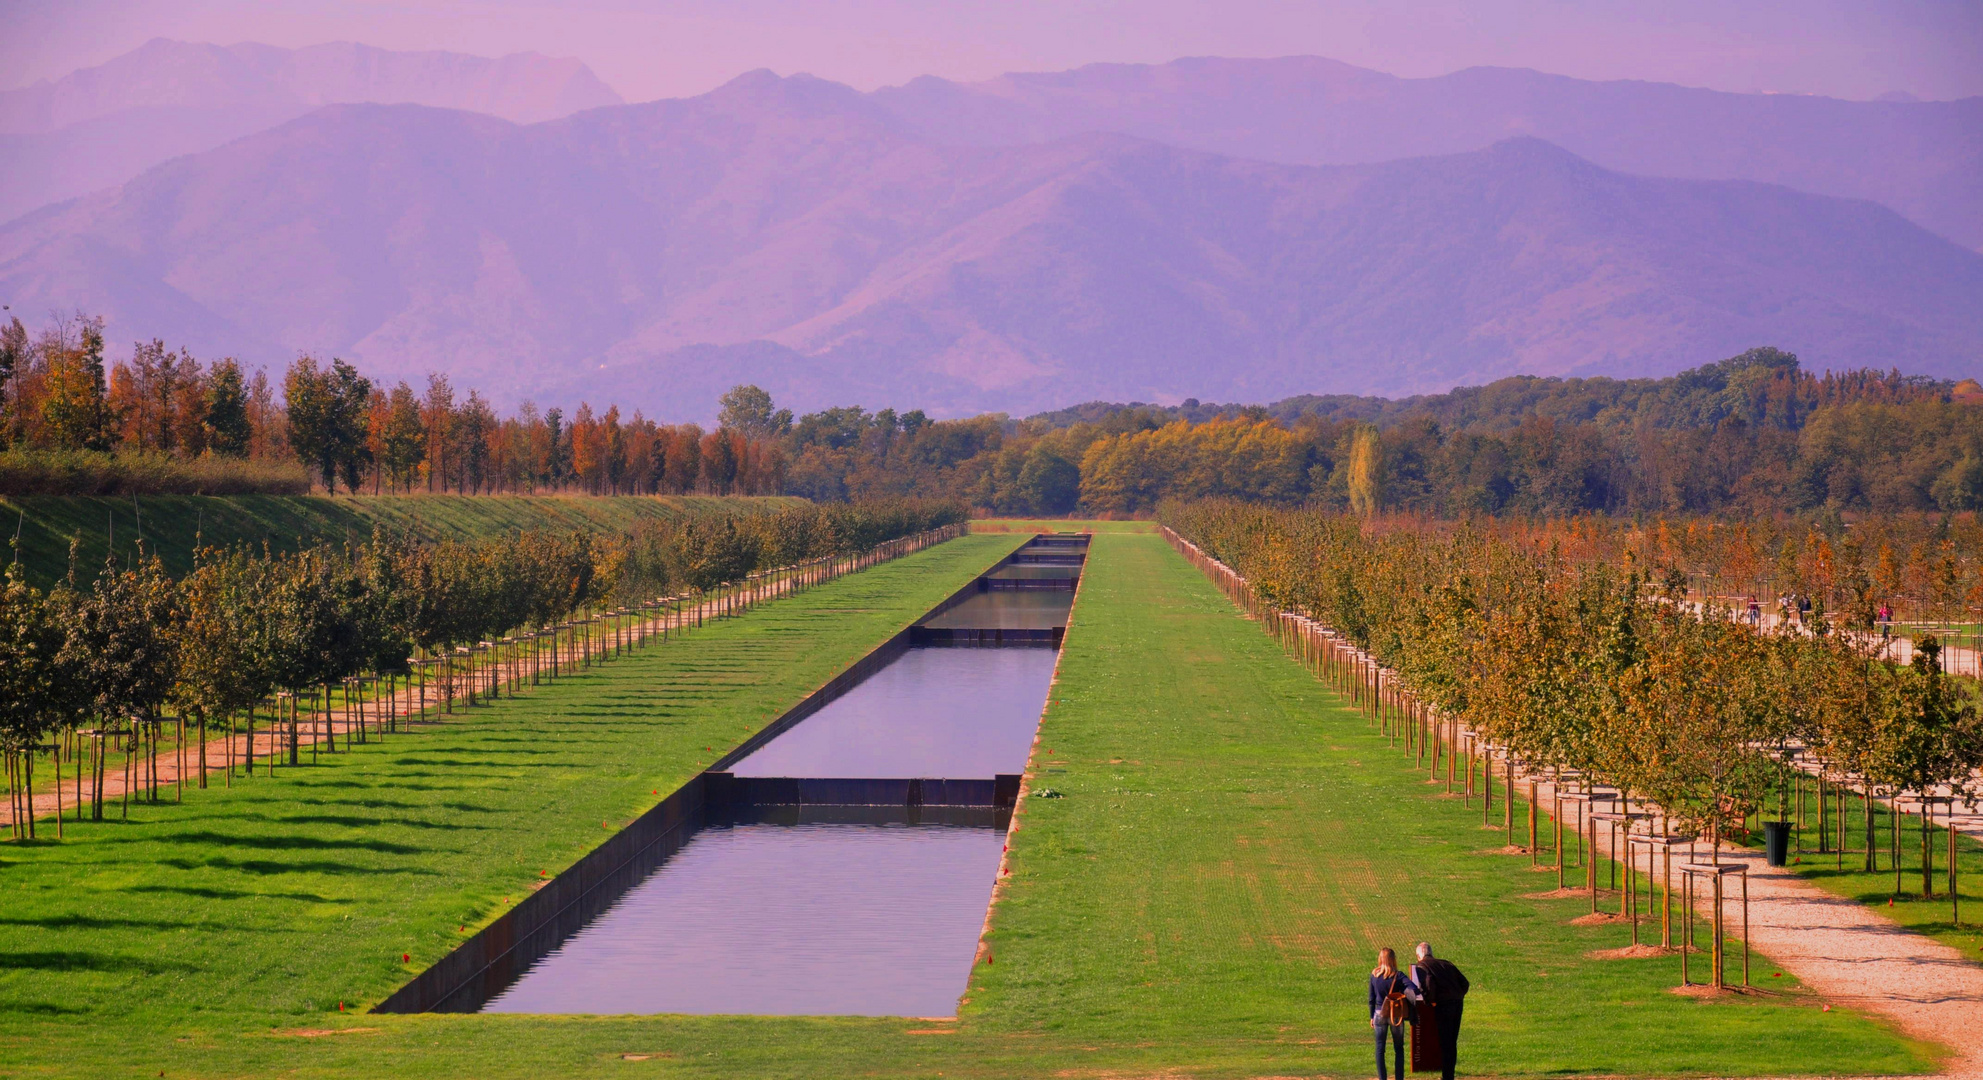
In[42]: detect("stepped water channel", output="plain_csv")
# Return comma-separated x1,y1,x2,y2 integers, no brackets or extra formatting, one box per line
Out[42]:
375,534,1086,1018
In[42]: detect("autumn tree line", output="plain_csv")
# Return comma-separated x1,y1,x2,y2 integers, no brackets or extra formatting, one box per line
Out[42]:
5,316,1976,519
0,498,965,835
0,314,784,496
1437,512,1983,635
1163,501,1983,885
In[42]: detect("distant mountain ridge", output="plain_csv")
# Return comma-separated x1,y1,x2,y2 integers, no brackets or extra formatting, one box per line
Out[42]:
871,55,1983,250
1,69,1978,420
0,38,622,224
0,38,622,131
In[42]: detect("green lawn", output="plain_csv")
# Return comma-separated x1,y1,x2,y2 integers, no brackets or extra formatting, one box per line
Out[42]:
0,532,1021,1077
0,528,1939,1078
0,493,804,586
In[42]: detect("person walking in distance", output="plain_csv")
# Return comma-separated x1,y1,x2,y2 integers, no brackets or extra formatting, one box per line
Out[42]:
1369,947,1412,1079
1412,942,1469,1080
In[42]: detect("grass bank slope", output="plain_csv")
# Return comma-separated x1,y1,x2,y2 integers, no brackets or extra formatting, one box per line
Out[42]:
0,493,804,584
962,531,1933,1076
0,532,1019,1078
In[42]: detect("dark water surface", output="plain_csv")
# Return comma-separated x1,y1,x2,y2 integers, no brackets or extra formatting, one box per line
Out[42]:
920,591,1074,630
988,564,1080,580
732,645,1056,777
482,821,1002,1016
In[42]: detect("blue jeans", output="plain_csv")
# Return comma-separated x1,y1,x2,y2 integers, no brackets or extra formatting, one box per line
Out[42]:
1375,1022,1405,1080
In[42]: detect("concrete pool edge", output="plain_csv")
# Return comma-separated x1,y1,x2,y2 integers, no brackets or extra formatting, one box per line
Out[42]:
372,531,1051,1016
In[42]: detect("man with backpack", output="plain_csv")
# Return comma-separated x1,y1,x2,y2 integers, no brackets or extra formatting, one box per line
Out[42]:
1411,942,1470,1080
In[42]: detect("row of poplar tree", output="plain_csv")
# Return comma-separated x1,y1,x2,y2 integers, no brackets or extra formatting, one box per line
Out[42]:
0,498,966,832
1163,501,1983,861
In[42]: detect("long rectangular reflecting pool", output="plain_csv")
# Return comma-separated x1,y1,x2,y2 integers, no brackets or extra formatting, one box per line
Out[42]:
484,815,1002,1016
383,534,1086,1018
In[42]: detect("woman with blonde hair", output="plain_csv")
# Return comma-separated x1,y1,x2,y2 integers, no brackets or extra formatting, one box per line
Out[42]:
1368,947,1411,1080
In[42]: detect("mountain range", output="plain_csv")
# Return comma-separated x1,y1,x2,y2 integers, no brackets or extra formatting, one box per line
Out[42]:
874,56,1983,252
0,51,1978,419
0,39,622,225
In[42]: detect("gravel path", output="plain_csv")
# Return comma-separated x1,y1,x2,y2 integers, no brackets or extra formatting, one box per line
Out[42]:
1553,778,1983,1078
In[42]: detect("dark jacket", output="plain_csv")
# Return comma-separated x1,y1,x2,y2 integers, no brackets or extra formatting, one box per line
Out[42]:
1368,971,1410,1025
1412,958,1470,1005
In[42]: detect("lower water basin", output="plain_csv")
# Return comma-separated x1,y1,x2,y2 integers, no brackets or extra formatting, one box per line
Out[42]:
481,819,1002,1016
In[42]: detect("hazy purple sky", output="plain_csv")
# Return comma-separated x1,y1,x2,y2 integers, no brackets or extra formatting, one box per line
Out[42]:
4,0,1981,102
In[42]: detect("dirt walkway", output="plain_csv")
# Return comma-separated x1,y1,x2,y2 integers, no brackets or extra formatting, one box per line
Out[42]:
5,530,958,827
1163,527,1983,1076
1540,774,1983,1078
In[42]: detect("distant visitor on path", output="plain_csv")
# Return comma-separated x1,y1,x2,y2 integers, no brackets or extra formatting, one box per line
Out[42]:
1411,942,1470,1080
1368,947,1412,1080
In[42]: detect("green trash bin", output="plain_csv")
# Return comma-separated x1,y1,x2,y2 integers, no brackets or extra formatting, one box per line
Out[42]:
1764,820,1791,866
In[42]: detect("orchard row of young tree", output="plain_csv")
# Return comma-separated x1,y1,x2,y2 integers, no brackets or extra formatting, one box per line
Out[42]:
1444,512,1983,638
1160,501,1983,865
0,498,966,835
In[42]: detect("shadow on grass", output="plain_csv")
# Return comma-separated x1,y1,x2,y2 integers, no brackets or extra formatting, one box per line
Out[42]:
272,814,493,832
0,950,196,973
301,780,482,793
0,1001,90,1015
124,884,337,903
152,832,427,855
288,798,499,814
390,756,559,767
0,914,201,932
159,856,438,877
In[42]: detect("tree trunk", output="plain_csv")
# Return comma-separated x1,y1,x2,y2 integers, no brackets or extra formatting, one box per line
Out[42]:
1864,789,1877,873
1923,810,1935,899
51,742,62,840
121,722,132,820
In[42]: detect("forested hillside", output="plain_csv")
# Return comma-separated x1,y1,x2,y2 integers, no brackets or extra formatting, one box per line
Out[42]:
775,348,1983,517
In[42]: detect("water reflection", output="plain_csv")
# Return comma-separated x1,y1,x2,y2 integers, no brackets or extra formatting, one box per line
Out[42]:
731,646,1056,777
921,591,1074,630
483,821,1001,1016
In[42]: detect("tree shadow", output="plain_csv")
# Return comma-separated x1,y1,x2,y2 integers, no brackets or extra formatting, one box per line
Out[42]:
391,757,557,768
0,950,195,973
272,814,492,832
153,831,427,855
158,856,437,877
0,914,199,932
124,884,337,903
